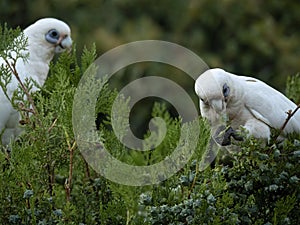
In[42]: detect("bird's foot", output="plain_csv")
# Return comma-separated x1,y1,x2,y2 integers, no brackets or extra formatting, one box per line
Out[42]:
213,125,243,146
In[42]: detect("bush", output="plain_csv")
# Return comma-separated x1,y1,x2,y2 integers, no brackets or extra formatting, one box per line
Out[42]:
0,24,299,225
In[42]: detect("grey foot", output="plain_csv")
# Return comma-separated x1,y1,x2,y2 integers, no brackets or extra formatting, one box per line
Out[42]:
213,125,243,146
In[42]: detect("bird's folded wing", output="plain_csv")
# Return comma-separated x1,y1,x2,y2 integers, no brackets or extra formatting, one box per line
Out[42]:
243,79,299,132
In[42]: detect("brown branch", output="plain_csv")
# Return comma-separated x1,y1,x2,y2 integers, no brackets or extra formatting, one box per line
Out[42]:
18,102,35,113
25,198,31,209
188,162,199,199
82,155,92,181
46,162,55,197
4,58,38,116
64,128,76,202
48,118,58,133
275,104,300,140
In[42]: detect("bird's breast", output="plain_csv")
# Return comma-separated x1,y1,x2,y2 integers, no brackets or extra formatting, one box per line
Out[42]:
16,59,50,87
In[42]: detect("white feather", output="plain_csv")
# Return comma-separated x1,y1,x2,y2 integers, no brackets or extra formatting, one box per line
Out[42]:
0,18,72,145
195,68,300,141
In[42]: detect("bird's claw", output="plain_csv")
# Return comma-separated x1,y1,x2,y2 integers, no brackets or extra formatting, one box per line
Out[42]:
213,125,243,146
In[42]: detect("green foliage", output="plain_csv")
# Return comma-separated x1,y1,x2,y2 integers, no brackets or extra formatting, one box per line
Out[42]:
0,25,300,225
286,73,300,104
137,138,300,225
273,194,297,225
0,23,28,103
0,23,24,54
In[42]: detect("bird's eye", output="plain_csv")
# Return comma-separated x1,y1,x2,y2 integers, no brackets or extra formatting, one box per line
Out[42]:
49,29,59,38
222,83,230,97
45,29,60,44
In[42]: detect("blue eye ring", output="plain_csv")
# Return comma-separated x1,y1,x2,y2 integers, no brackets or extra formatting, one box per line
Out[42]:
45,29,60,44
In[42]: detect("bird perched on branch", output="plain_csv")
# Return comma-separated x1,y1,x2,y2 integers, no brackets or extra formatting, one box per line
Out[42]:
195,68,300,147
0,18,72,146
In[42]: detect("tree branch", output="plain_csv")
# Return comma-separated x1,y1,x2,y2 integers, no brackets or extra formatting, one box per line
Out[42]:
4,57,38,116
275,104,300,140
64,128,76,202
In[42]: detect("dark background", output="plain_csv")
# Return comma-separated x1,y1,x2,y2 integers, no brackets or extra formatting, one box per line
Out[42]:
2,0,300,87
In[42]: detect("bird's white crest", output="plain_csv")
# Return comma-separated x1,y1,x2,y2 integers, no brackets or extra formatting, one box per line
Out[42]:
0,18,72,146
195,68,300,145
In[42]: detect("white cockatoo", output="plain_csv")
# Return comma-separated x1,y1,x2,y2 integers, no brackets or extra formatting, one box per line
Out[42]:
195,68,300,146
0,18,72,146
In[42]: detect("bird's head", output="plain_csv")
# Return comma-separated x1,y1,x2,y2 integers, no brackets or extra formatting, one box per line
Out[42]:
24,18,72,57
195,68,232,114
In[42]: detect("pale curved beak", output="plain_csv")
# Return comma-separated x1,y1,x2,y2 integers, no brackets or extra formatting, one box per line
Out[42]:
55,35,72,53
210,99,228,124
210,99,225,113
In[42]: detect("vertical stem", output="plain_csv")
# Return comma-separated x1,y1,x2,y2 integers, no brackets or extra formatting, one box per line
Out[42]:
65,151,73,202
46,163,54,197
65,143,75,202
64,128,76,202
47,119,58,198
126,209,131,225
82,156,92,180
188,162,199,199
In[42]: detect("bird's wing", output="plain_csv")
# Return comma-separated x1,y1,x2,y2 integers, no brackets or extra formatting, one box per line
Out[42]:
238,76,300,133
0,47,24,138
0,89,15,134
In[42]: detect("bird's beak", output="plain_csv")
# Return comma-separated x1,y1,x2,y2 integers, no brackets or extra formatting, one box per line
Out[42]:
210,99,225,113
210,99,228,124
55,35,72,53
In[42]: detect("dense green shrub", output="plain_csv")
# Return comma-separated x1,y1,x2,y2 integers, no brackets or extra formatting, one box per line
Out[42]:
0,25,299,225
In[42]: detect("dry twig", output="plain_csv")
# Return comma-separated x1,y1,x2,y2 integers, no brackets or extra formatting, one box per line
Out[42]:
4,58,38,115
64,128,77,202
275,104,300,140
